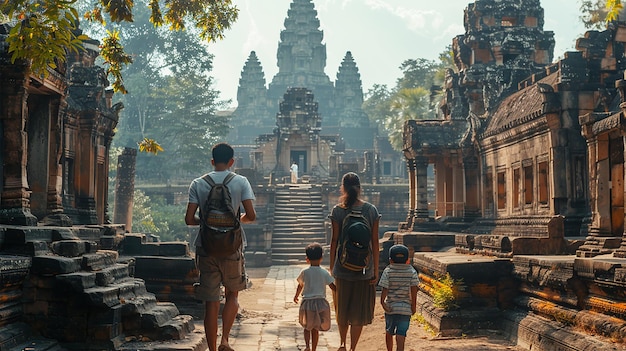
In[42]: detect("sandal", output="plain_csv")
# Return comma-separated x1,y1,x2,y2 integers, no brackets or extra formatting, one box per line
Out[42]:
337,347,347,351
218,345,235,351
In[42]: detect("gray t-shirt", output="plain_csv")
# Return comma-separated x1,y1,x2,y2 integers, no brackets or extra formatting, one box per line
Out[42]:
188,170,256,248
329,202,381,280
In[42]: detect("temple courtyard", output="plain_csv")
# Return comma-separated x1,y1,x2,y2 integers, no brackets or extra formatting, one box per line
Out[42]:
133,265,523,351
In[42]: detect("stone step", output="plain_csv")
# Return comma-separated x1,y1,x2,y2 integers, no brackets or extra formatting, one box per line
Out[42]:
272,227,325,232
273,208,324,213
0,322,33,350
272,229,324,234
273,227,324,232
272,236,326,242
121,294,159,315
272,238,326,245
6,339,65,351
141,302,180,330
273,210,324,216
273,221,324,226
118,324,207,351
272,247,321,255
275,200,323,205
273,218,324,224
123,302,184,340
271,253,307,263
94,263,131,286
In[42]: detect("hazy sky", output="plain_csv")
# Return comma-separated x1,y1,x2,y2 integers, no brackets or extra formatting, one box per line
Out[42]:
208,0,585,106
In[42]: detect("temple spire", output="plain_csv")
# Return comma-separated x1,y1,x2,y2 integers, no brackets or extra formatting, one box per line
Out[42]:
232,51,273,142
268,0,334,119
334,51,369,128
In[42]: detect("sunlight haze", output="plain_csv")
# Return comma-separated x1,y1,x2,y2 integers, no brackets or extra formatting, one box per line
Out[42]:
209,0,585,107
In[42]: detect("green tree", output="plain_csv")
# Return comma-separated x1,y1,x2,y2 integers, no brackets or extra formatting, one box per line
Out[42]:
0,0,238,93
385,87,431,150
105,2,229,181
580,0,625,29
396,58,439,90
363,84,393,135
363,47,454,150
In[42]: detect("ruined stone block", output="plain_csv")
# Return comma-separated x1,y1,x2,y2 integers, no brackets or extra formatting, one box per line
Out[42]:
133,256,197,282
30,256,81,275
88,304,123,326
117,281,138,302
122,234,146,255
84,286,121,307
4,228,53,245
140,302,179,329
51,240,87,257
159,314,195,340
121,294,158,316
95,264,130,286
158,242,190,257
81,251,117,271
50,228,78,241
141,242,161,256
88,322,122,341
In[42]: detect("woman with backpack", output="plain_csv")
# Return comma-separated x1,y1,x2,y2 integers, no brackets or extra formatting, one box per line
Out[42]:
329,172,381,351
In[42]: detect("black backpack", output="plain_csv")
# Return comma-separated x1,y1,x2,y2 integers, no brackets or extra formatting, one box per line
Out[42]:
199,172,242,257
338,204,372,273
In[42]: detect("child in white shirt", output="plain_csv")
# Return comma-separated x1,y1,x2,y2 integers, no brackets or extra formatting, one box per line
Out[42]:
294,242,336,351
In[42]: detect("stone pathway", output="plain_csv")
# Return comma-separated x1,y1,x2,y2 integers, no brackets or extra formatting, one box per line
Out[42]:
228,265,340,351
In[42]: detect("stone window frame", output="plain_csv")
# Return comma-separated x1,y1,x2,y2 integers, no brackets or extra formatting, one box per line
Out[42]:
512,162,521,210
522,160,534,207
501,16,516,27
496,166,507,211
484,167,494,217
537,155,550,207
382,161,392,176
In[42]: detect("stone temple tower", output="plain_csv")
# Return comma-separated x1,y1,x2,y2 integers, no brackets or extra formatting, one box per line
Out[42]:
448,0,555,118
231,51,274,144
232,0,375,154
334,51,368,128
267,0,334,120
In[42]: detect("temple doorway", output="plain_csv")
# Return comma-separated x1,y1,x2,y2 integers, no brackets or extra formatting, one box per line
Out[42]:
291,151,307,173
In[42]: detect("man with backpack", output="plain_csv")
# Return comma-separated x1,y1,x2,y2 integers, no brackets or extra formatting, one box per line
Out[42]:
185,142,256,351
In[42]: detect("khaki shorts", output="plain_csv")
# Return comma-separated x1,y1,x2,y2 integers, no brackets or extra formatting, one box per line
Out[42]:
195,248,246,301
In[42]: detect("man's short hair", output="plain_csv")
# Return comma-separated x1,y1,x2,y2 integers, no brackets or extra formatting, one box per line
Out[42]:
389,244,409,263
305,242,323,260
212,143,234,165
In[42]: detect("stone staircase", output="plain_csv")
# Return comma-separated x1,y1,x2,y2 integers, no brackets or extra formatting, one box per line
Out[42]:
271,184,327,264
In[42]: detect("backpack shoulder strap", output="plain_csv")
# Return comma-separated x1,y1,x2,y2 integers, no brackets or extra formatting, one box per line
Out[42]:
201,173,216,187
223,172,236,185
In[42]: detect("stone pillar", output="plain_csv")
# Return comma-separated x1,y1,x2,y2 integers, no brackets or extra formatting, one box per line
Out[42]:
26,95,52,220
463,155,481,219
400,158,416,231
453,161,465,217
0,68,37,225
578,132,620,257
114,148,137,232
44,97,72,226
43,98,72,227
73,117,97,224
435,161,446,217
415,157,430,221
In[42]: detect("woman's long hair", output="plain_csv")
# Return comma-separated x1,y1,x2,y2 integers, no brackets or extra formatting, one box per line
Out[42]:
339,172,361,208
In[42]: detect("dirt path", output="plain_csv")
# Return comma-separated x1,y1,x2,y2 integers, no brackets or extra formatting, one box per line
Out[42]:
238,266,523,351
